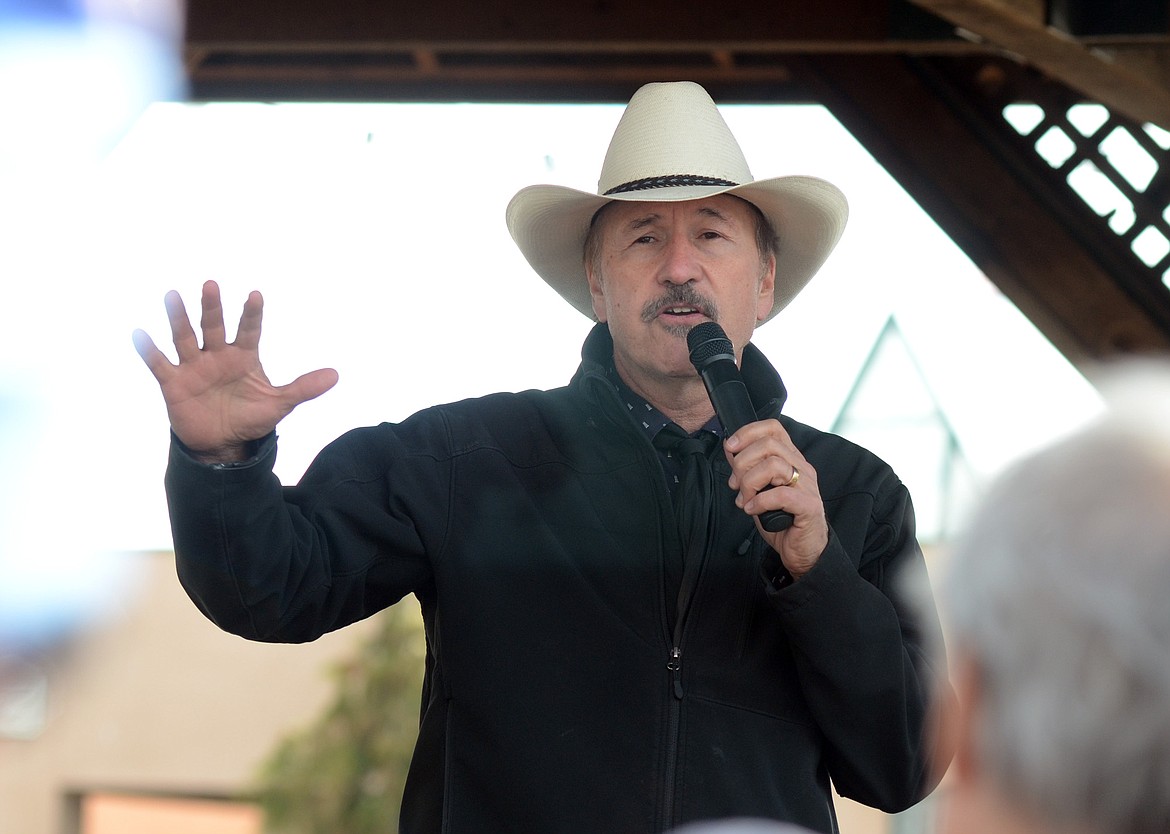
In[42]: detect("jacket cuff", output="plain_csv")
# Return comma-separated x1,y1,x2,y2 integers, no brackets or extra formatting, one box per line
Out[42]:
761,528,855,610
170,431,277,471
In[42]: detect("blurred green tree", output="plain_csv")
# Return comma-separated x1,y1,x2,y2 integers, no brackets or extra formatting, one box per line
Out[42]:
253,598,426,834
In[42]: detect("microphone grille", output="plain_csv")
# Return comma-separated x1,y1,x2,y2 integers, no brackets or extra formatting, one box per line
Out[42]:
687,322,734,369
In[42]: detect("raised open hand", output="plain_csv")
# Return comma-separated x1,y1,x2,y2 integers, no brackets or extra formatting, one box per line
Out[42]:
133,280,338,463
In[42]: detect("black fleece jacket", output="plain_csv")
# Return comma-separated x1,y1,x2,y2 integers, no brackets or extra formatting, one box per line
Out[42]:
165,323,946,834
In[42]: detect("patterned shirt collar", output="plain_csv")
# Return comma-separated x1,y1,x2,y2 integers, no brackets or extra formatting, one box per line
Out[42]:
606,366,722,440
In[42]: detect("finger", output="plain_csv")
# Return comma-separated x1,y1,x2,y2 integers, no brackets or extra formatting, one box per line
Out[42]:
165,290,201,362
234,290,264,352
743,484,797,520
746,460,818,517
200,280,228,349
726,432,794,490
131,328,175,381
724,418,795,455
745,486,822,539
783,463,800,487
276,367,339,409
733,455,796,504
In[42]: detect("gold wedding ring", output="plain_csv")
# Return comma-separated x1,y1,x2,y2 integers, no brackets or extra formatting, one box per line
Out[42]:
785,465,800,487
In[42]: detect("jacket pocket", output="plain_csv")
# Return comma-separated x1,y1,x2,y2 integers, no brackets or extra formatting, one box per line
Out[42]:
675,695,832,830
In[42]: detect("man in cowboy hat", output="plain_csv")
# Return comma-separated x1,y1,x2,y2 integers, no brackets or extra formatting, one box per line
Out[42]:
135,82,949,833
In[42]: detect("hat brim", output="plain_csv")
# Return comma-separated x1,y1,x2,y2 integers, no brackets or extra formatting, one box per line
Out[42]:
505,176,848,324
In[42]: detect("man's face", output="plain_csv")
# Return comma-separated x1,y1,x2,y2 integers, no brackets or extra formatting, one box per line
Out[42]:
585,194,776,391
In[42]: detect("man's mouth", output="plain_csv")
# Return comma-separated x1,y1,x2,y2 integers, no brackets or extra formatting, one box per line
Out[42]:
641,290,718,324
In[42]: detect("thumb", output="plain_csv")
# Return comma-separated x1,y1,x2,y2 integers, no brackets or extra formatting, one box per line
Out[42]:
278,368,339,408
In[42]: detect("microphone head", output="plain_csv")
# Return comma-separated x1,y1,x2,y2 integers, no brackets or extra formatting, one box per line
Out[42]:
687,322,735,371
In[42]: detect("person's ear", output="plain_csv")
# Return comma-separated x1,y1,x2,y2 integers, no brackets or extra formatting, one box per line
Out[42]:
586,264,608,323
946,652,984,785
755,255,777,322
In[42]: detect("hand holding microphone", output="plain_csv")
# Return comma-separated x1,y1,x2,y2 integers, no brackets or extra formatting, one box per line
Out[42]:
687,322,794,533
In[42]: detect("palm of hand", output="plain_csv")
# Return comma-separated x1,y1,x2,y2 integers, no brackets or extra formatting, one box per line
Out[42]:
157,346,284,454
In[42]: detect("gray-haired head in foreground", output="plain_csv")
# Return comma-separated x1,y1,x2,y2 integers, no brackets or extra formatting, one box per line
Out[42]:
670,819,816,834
941,360,1170,834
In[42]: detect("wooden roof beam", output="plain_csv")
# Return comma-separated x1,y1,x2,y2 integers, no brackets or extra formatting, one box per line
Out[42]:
909,0,1170,127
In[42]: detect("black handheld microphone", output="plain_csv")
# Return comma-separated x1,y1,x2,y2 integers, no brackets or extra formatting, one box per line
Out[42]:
687,321,794,532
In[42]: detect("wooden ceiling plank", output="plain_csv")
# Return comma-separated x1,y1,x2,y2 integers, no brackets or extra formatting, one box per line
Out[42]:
185,0,893,44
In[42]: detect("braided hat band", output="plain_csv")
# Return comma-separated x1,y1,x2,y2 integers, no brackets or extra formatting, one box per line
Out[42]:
605,174,739,195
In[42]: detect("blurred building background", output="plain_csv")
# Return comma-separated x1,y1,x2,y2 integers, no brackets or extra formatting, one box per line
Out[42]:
0,551,379,834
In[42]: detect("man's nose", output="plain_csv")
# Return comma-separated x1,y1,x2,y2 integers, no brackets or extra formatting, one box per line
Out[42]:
659,235,701,284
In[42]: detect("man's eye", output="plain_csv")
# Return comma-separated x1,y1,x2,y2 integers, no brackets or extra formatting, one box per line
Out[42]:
700,231,724,240
633,235,655,244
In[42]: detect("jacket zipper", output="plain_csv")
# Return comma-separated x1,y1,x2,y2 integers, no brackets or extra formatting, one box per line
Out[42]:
661,485,716,829
662,644,684,824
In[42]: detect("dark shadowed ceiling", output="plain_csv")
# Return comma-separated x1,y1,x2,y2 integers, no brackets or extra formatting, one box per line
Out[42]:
182,0,1170,368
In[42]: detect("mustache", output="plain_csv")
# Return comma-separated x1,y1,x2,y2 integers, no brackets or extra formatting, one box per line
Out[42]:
639,285,719,323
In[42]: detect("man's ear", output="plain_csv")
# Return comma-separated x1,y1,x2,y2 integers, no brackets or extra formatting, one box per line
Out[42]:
755,255,777,322
586,264,608,323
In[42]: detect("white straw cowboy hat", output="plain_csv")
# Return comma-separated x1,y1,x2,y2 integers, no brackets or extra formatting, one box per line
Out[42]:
505,81,849,323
